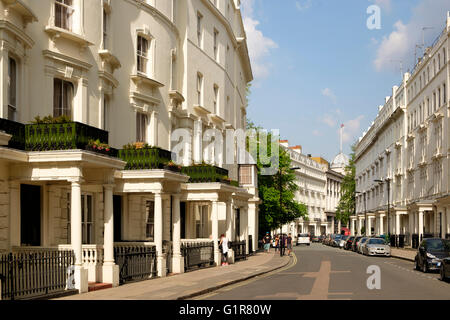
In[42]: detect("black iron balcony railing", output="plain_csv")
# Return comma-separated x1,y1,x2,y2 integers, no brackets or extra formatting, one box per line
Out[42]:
118,147,173,170
181,165,229,183
0,118,25,150
25,122,109,152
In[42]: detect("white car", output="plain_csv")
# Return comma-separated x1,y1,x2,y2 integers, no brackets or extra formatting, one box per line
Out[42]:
297,233,311,246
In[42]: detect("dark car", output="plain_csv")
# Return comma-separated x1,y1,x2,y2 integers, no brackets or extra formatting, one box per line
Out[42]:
311,235,320,243
332,234,343,247
352,236,363,252
415,238,450,273
440,256,450,281
345,236,355,250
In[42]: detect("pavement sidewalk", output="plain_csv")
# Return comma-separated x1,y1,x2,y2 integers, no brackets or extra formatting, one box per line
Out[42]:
391,247,416,262
56,251,291,300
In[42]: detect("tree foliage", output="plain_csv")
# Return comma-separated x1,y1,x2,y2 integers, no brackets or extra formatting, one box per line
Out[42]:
335,145,356,226
246,120,308,236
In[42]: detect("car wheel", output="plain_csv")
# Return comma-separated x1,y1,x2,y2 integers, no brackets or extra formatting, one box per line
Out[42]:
422,261,428,273
440,266,446,281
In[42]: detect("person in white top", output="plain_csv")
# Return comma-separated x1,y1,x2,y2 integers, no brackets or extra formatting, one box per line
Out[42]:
219,234,229,266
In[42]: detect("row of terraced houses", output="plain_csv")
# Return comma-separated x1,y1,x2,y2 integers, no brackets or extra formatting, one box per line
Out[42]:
351,12,450,247
0,0,259,299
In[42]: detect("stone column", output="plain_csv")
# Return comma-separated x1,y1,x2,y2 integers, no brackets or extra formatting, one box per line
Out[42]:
211,200,220,265
367,217,372,236
154,191,166,277
171,194,184,273
226,199,232,240
337,220,341,234
379,215,384,235
103,185,119,286
419,210,424,241
9,181,20,248
396,213,401,235
331,217,335,235
70,179,88,293
446,207,450,236
0,41,8,118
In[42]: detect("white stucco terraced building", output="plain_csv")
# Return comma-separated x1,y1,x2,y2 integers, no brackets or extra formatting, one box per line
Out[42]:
352,12,450,245
279,141,346,238
0,0,259,298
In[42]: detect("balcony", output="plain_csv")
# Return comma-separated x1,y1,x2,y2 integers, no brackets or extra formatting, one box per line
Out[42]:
0,118,25,150
118,147,173,170
25,121,116,156
181,164,231,184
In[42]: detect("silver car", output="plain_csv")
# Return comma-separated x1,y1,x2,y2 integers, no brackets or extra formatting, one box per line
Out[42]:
357,237,368,254
362,238,391,257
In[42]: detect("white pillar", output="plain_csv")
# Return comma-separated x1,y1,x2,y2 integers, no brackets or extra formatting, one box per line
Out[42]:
171,194,184,273
154,191,166,277
419,210,424,241
70,179,88,293
212,200,220,265
338,220,341,233
367,217,372,236
9,181,20,248
379,215,384,235
446,208,450,236
103,185,119,286
226,199,232,240
396,213,401,235
331,217,335,235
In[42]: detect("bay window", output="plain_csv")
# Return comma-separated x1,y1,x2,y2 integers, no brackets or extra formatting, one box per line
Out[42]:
55,0,74,31
8,57,17,121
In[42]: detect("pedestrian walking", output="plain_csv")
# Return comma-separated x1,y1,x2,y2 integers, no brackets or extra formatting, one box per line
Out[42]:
262,232,272,253
286,233,293,256
274,235,279,252
280,234,285,257
219,234,229,266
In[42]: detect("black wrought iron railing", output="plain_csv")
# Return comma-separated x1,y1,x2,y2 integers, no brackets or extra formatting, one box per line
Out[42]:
230,241,247,262
0,250,74,300
0,118,25,150
181,165,229,183
181,242,214,271
118,147,173,170
114,245,157,285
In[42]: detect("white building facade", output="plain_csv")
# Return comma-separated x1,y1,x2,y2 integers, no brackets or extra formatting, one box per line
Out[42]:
352,12,450,245
0,0,258,298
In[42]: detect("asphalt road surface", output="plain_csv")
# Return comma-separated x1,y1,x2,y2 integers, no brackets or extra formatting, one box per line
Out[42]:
197,243,450,300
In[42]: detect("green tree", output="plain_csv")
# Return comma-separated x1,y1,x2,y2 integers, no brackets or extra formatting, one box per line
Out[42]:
246,120,308,236
335,145,356,227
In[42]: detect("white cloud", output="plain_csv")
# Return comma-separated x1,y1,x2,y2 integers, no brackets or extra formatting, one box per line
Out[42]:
241,0,278,81
295,0,313,11
373,0,450,72
342,115,365,144
313,129,321,137
321,88,337,104
321,114,337,128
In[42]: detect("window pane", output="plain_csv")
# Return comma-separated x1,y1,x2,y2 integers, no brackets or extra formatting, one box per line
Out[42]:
146,201,155,239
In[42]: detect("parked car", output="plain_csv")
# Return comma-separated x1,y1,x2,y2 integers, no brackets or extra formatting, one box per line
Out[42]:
311,235,320,243
339,235,349,249
297,233,311,246
345,236,355,250
318,235,325,243
357,237,368,254
333,234,343,247
440,256,450,281
352,236,363,252
362,237,391,256
415,238,450,273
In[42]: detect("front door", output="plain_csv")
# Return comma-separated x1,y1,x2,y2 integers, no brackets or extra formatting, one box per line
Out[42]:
180,202,186,239
113,195,122,242
20,184,41,246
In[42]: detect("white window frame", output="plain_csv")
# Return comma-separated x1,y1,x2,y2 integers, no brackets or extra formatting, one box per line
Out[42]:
213,29,219,61
197,12,203,48
53,78,74,119
136,112,148,143
145,200,155,240
137,35,150,75
55,0,75,32
8,56,17,121
197,73,203,106
213,85,219,114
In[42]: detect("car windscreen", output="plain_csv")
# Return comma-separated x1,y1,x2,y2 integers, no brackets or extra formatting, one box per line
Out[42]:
360,238,368,243
368,238,385,245
426,239,447,251
299,234,309,237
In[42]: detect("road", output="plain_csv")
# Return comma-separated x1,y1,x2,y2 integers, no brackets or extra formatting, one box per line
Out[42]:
197,243,450,300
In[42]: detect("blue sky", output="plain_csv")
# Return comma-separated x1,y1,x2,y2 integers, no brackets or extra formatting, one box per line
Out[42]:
241,0,450,162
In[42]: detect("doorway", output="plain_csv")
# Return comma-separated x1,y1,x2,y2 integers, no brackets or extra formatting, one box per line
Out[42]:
20,184,41,246
180,202,186,239
113,195,122,242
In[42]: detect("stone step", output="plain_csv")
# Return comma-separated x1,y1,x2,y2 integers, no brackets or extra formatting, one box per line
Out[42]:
88,282,112,292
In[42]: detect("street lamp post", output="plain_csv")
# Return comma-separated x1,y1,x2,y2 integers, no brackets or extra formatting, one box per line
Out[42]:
278,166,300,257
